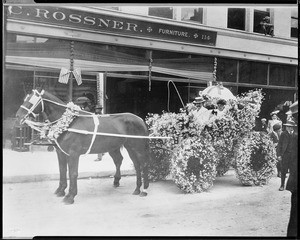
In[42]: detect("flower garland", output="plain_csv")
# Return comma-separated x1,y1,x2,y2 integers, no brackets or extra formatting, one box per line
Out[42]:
40,102,81,141
171,137,218,193
234,131,277,186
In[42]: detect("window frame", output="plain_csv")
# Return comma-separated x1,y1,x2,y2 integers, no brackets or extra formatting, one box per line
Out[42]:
227,8,246,31
253,9,271,35
148,7,174,20
180,7,204,24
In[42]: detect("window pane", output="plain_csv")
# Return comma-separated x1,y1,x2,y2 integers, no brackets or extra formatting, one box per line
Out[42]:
216,58,237,83
227,8,245,30
239,61,268,85
269,64,296,87
253,10,270,34
181,8,203,24
148,7,173,19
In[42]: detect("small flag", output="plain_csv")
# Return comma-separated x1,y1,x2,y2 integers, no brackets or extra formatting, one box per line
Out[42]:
58,67,70,84
73,68,82,85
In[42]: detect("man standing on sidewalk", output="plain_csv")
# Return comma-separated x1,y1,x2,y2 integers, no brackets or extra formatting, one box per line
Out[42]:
277,119,297,191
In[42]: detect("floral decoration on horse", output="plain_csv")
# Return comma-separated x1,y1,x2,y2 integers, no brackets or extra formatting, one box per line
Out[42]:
40,102,81,140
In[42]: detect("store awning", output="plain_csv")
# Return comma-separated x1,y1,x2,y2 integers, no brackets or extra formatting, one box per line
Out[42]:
6,40,214,81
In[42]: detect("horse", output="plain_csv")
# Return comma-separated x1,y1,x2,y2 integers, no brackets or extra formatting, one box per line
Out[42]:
15,89,150,204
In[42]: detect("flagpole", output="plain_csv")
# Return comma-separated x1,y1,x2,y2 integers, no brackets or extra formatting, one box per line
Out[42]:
69,41,74,102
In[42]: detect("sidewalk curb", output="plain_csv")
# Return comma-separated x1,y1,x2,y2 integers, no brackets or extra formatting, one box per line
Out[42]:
3,169,136,184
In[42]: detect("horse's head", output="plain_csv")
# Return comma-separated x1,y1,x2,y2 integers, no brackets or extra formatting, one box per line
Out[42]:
16,89,45,125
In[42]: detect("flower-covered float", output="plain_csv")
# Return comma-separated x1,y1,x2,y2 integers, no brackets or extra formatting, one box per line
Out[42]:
146,84,277,193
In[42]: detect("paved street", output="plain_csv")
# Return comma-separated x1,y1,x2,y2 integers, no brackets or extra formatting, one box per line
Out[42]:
3,165,291,238
3,147,135,183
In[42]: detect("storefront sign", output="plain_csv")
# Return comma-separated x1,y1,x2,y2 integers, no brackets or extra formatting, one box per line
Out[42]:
7,6,217,46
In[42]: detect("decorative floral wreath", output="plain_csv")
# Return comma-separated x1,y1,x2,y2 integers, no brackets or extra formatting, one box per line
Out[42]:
234,131,277,186
171,137,218,193
40,102,81,140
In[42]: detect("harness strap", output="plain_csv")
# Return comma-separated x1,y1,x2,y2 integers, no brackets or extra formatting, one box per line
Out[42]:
84,115,99,155
67,128,171,139
24,119,49,132
54,139,70,156
20,105,39,118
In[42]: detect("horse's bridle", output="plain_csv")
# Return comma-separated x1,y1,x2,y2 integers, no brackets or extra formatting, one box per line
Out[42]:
20,89,45,124
19,89,67,124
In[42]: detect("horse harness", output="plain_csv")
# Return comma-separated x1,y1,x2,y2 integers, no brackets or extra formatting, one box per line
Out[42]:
20,90,170,156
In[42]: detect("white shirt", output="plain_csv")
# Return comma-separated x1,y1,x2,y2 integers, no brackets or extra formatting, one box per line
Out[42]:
192,106,210,125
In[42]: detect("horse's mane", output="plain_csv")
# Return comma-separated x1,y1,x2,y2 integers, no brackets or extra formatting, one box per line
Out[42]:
42,90,66,105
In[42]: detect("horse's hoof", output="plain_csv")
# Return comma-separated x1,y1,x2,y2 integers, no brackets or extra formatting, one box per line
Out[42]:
140,191,148,197
132,189,141,195
55,191,65,197
113,182,120,188
63,196,74,205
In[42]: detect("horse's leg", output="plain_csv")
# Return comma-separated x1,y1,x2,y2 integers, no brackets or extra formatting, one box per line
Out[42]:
54,149,68,197
140,144,150,197
109,148,123,187
63,153,80,205
135,140,150,197
125,146,142,195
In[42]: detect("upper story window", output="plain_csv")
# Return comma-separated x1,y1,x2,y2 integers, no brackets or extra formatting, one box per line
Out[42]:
291,8,298,38
253,8,274,36
227,8,246,30
181,8,203,24
148,7,173,19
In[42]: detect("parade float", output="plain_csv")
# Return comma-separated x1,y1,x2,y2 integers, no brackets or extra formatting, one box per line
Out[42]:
146,84,277,193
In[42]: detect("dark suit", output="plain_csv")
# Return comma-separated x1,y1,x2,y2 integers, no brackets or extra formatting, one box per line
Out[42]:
277,130,295,188
269,131,281,176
